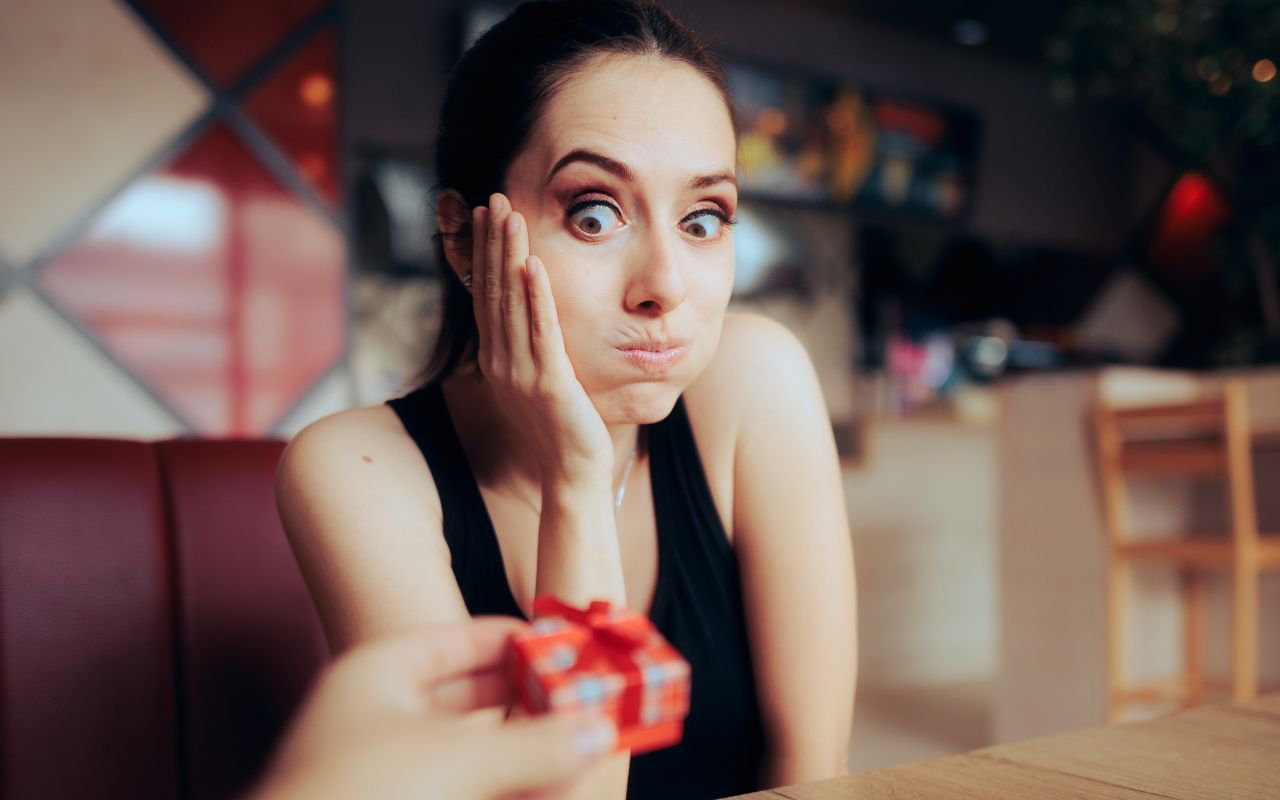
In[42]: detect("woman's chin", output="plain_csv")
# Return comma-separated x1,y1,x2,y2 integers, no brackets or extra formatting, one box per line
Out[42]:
590,379,685,425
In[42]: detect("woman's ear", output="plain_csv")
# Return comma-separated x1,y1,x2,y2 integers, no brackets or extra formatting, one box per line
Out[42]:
436,188,472,279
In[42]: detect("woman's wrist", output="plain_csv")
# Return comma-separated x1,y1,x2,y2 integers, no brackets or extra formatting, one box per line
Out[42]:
535,479,627,608
542,449,614,493
541,475,613,512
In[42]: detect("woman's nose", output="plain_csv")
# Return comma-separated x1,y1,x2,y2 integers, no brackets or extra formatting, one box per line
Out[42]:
624,227,687,314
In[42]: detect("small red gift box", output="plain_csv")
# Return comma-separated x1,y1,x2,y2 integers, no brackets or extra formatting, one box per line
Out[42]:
508,596,691,755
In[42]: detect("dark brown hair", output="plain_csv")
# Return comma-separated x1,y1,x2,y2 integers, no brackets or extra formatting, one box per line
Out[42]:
417,0,735,385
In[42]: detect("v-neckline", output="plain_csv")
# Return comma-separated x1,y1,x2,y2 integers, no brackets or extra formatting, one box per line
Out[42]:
430,382,671,623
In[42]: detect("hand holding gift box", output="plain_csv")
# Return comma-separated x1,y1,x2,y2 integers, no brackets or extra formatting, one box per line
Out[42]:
508,596,691,755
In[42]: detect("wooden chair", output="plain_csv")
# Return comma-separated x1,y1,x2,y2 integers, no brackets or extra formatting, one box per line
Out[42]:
1094,378,1280,723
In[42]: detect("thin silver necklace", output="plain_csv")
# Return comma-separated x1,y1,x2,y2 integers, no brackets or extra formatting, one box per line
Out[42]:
613,441,638,517
512,435,639,520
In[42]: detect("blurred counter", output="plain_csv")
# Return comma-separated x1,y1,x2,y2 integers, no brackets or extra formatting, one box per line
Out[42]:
842,394,998,690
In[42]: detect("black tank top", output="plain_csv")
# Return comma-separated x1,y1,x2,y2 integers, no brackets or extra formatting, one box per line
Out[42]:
387,383,766,799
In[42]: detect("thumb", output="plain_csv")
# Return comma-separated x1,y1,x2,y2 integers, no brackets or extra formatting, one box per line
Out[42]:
468,711,617,798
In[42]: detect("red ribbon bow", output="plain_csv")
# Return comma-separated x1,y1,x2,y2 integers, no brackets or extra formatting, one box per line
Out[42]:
531,596,651,720
533,596,649,659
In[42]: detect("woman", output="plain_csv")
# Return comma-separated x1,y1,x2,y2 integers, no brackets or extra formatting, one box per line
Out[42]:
277,2,856,798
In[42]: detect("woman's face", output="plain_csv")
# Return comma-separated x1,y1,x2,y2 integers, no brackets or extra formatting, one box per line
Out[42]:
503,54,738,424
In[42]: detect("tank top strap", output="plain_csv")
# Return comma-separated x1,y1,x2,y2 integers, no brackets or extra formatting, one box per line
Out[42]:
648,397,733,552
385,383,524,618
645,396,736,617
386,383,471,504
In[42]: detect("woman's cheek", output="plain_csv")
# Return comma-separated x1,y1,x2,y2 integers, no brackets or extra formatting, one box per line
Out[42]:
692,249,735,310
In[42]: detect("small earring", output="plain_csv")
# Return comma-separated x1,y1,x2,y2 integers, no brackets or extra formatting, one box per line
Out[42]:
460,271,473,290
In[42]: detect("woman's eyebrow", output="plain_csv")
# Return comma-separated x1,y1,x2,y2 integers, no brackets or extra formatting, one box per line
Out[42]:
690,172,737,190
544,148,736,190
545,149,634,184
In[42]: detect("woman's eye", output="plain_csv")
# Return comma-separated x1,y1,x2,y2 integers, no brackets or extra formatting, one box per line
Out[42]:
680,210,728,240
568,202,623,237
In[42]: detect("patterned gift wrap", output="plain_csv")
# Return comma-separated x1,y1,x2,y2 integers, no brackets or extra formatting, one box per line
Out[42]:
508,596,691,755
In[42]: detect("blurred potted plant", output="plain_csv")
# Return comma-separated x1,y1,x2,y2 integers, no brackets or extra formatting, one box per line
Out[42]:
1048,0,1280,365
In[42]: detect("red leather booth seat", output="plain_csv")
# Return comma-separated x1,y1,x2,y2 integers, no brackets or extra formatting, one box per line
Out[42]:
0,438,330,800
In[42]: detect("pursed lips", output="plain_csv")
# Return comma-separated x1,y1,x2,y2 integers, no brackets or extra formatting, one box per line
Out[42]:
616,340,689,373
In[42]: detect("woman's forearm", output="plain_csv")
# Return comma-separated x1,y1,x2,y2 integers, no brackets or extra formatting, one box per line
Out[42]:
535,480,628,607
532,480,631,800
761,749,850,791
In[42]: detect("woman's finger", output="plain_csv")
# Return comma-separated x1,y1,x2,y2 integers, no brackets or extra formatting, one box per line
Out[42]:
485,193,511,369
470,205,491,366
503,211,532,380
526,255,570,377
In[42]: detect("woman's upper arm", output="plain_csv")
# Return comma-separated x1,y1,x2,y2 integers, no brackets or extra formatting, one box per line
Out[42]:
723,314,857,781
275,406,471,655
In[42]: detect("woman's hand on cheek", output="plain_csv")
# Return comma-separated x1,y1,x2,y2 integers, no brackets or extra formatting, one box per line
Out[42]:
471,193,614,489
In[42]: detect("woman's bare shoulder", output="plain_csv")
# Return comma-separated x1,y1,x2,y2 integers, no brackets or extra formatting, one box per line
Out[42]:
277,402,474,650
277,401,442,531
283,403,426,471
679,312,812,534
684,311,812,432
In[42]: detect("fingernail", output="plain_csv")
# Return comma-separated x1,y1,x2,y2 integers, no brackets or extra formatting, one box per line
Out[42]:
572,718,616,759
490,193,506,213
506,213,520,235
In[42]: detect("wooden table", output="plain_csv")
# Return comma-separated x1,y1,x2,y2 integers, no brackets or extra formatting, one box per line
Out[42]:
728,693,1280,799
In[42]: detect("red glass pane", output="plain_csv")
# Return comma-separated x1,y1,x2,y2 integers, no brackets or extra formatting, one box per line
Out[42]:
135,0,326,87
39,123,346,436
243,29,341,205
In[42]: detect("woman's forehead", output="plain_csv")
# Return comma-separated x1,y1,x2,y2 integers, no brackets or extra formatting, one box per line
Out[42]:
524,54,736,185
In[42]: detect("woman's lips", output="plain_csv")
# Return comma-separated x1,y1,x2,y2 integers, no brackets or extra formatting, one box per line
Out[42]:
617,345,688,374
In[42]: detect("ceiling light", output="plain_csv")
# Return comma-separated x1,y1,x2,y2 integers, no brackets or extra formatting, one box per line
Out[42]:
953,18,988,46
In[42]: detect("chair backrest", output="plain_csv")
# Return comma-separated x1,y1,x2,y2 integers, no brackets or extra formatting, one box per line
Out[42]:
0,437,329,800
1092,378,1258,545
